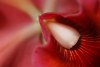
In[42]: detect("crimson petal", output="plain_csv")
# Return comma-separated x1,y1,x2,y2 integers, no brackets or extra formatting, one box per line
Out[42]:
39,11,100,67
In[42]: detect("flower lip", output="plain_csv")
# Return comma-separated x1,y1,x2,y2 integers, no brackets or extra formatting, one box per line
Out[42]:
39,13,81,49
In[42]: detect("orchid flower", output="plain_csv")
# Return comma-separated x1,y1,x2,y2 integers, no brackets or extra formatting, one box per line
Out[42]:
0,0,100,67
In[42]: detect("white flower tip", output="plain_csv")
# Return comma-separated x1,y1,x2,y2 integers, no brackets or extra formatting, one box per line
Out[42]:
47,22,80,49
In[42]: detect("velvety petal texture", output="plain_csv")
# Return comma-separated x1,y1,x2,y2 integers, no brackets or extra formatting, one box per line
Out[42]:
39,12,100,67
0,2,35,67
0,0,100,67
38,0,100,67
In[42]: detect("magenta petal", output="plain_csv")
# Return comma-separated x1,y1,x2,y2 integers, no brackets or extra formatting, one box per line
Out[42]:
10,37,40,67
0,0,100,67
0,3,32,30
55,0,81,17
11,36,66,67
32,0,45,10
0,3,33,66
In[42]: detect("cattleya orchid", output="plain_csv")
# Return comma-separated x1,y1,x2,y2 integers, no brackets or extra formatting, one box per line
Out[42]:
0,0,100,67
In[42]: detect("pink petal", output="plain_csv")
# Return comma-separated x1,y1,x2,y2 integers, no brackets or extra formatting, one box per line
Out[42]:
0,3,35,66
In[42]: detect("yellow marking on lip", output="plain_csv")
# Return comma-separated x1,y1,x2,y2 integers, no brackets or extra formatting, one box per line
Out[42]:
43,18,56,24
